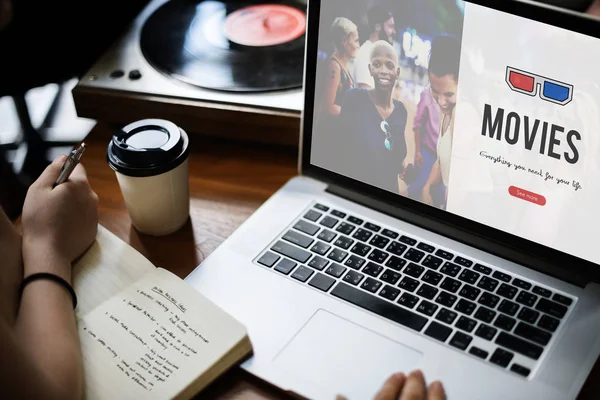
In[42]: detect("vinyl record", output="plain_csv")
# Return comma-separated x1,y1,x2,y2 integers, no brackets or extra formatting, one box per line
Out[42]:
140,0,307,92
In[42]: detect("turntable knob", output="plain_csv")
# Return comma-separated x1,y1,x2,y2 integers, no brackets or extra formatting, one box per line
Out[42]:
128,69,142,80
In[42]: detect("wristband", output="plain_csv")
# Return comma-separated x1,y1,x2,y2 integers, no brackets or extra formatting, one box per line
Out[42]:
20,273,77,309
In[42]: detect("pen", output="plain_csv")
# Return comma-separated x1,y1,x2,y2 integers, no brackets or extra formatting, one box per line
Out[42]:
53,142,87,188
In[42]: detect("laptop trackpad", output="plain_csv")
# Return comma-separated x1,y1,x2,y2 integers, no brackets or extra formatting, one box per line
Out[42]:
273,309,423,399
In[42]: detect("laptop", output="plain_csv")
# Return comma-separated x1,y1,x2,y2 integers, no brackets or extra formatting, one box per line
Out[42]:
185,0,600,398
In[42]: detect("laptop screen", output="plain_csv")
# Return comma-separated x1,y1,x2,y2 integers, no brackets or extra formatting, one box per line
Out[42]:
309,0,600,266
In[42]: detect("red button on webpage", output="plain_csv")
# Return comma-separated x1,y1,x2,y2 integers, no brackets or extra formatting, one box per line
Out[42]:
508,186,546,206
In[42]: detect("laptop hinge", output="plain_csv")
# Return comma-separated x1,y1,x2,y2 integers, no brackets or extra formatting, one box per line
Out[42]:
326,183,589,288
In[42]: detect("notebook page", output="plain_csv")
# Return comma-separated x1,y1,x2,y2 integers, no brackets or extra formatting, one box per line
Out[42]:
78,267,249,400
73,224,155,318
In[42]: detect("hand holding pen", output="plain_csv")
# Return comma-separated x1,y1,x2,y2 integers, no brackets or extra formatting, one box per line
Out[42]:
53,143,87,188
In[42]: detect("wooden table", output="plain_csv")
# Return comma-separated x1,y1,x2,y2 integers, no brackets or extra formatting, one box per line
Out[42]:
83,122,599,400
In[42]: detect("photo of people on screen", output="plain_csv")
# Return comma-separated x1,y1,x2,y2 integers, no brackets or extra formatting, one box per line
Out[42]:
311,0,464,210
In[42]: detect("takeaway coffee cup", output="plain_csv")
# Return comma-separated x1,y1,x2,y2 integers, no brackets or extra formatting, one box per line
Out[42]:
107,119,190,236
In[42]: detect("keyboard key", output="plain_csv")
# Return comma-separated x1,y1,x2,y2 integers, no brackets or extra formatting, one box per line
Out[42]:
459,285,481,301
387,241,408,256
497,284,518,300
334,236,354,250
456,316,477,333
368,249,389,264
514,322,552,346
474,307,496,323
473,264,492,275
469,346,489,359
352,228,373,242
275,259,297,275
478,276,499,292
331,210,346,218
271,241,312,263
492,271,511,282
327,248,348,263
381,229,398,239
399,235,417,246
416,300,438,316
455,299,476,315
345,255,366,270
440,262,461,277
417,284,438,300
552,293,573,306
512,278,532,290
308,273,336,292
475,324,498,341
510,364,531,378
478,292,500,308
283,230,314,248
440,277,461,293
435,308,458,324
422,270,443,286
404,248,425,263
343,270,364,285
532,286,552,298
291,266,314,282
436,292,457,308
538,314,560,332
304,210,322,222
325,263,347,278
417,242,435,253
380,269,402,285
458,269,480,285
535,298,567,319
516,291,537,307
320,216,338,228
425,321,452,342
311,241,331,256
398,293,419,309
364,222,381,232
314,203,329,211
363,262,383,278
490,348,514,368
308,256,329,271
336,222,355,235
435,249,454,260
454,256,473,268
517,307,540,324
317,229,337,243
494,315,517,331
347,216,363,225
369,235,390,249
379,285,401,301
399,277,420,292
293,220,320,236
385,256,407,271
422,255,443,270
350,243,371,257
331,282,428,331
361,277,383,293
495,332,543,360
257,251,280,267
449,331,473,350
498,300,520,316
404,263,425,279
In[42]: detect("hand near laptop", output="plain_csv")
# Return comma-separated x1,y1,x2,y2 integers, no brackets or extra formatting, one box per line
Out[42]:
336,370,445,400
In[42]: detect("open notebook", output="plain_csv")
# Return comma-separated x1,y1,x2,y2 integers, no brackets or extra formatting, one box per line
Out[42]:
72,225,252,400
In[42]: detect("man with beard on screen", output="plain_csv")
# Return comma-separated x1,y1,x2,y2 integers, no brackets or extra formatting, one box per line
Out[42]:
353,5,396,89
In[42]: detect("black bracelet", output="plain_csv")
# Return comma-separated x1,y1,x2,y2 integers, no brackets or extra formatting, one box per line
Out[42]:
20,273,78,309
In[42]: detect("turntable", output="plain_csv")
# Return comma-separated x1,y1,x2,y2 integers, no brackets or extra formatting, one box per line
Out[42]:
72,0,307,146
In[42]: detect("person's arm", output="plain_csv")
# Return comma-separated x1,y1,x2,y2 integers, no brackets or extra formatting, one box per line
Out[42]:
422,159,442,206
3,155,98,400
412,94,429,168
0,207,22,326
323,60,342,116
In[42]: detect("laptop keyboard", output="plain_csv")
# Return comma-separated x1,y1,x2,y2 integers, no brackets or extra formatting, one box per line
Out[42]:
254,202,575,379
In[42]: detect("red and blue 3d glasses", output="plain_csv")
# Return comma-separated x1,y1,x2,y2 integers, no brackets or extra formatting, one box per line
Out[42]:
506,66,573,106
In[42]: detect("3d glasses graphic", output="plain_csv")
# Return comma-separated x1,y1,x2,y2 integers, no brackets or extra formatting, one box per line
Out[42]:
506,67,573,106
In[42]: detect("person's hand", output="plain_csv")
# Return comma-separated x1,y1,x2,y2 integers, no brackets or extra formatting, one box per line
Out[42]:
373,370,445,400
21,155,99,277
415,152,423,168
422,185,433,206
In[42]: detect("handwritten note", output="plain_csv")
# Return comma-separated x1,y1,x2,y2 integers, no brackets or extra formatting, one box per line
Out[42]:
78,268,248,400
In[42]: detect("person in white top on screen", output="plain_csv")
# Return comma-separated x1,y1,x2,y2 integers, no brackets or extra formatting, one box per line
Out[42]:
421,35,461,209
353,6,396,89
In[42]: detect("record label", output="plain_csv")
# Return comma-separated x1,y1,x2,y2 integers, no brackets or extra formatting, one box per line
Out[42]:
223,5,306,47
